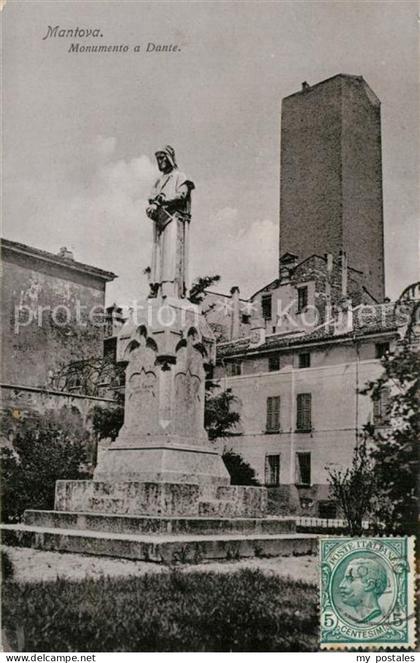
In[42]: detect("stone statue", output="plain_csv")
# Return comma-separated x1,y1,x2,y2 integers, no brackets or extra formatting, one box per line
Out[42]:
146,145,195,299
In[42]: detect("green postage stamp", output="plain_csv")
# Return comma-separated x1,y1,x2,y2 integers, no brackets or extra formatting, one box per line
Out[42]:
320,537,415,649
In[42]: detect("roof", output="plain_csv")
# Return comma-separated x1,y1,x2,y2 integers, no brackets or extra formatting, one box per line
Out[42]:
217,302,402,359
204,290,249,303
283,74,380,107
1,238,117,282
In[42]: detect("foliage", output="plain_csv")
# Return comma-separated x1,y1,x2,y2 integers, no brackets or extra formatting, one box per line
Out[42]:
189,274,221,305
204,384,240,440
2,569,318,652
1,409,90,523
51,356,125,398
222,450,259,486
362,339,419,535
327,434,377,536
90,404,124,442
328,339,419,536
1,549,14,581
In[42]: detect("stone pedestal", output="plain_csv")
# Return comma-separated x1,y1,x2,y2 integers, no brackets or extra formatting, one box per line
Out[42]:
93,296,230,486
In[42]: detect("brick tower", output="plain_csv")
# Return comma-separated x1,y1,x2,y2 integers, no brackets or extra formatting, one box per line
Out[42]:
279,74,385,302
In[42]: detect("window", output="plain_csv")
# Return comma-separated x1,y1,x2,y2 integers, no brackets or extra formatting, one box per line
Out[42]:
266,396,280,432
226,360,242,376
296,393,312,431
375,342,390,359
241,313,251,324
265,454,280,486
261,294,272,320
373,386,391,425
295,452,311,485
268,354,280,372
298,352,311,369
297,286,308,313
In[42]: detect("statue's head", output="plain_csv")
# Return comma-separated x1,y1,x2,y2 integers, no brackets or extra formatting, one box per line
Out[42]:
339,557,387,609
155,145,177,173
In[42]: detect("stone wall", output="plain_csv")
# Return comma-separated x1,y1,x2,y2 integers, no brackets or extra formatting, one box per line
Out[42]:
0,384,119,465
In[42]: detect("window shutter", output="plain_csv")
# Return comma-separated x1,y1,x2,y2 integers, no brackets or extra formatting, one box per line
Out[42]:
301,453,311,485
265,454,280,485
266,396,280,431
381,386,391,422
297,393,311,430
264,454,270,484
303,394,311,429
296,453,311,485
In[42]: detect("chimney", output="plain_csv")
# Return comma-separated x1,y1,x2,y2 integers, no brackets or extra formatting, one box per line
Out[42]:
302,81,310,91
249,318,266,347
334,297,353,336
230,286,240,339
279,252,299,278
325,252,333,310
340,250,348,297
58,246,74,260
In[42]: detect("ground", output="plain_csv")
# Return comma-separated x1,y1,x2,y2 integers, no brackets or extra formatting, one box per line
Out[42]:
4,545,318,584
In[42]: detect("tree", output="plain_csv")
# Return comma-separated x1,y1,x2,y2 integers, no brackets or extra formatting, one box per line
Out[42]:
222,450,259,486
205,381,259,485
327,433,377,535
1,408,89,523
90,402,124,442
205,384,240,441
189,274,220,305
362,339,419,535
328,339,419,536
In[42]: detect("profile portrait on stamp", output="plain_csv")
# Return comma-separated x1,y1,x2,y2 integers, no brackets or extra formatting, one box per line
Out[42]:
338,556,388,624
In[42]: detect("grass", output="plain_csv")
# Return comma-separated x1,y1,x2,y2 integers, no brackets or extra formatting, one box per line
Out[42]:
2,568,319,652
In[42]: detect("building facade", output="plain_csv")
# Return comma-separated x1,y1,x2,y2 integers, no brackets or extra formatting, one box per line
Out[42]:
1,238,118,442
213,256,404,515
1,238,116,388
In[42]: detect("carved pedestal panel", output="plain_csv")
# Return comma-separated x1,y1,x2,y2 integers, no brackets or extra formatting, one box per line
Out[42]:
93,297,230,485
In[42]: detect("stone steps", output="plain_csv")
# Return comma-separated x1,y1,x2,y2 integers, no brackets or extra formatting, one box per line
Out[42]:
1,523,318,563
23,509,296,536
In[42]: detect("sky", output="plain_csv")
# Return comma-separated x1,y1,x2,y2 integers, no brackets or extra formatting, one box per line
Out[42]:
3,0,419,305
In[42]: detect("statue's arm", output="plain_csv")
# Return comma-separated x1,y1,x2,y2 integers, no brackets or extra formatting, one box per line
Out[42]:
160,184,188,206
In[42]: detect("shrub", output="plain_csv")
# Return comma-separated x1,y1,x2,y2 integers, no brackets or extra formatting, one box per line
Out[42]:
222,450,259,486
327,434,376,535
1,408,90,523
2,569,318,652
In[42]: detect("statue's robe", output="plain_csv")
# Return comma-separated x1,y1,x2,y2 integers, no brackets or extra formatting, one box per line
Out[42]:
149,169,195,298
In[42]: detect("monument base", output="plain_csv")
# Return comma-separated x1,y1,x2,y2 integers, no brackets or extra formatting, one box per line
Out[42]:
54,480,267,519
93,442,231,486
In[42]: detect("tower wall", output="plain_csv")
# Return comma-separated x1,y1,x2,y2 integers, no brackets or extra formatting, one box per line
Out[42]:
279,75,385,302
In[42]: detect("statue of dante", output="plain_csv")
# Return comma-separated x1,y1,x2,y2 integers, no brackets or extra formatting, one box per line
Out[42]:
146,145,195,298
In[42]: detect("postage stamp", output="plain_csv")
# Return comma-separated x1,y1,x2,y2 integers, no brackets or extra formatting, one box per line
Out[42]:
320,537,415,649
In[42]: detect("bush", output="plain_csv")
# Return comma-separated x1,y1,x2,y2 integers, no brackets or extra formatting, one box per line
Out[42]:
222,450,259,486
1,408,90,523
2,569,318,652
1,550,14,581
